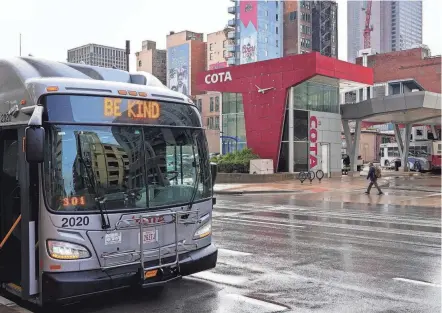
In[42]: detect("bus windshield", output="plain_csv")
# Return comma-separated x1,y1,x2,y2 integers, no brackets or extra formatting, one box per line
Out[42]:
44,124,212,213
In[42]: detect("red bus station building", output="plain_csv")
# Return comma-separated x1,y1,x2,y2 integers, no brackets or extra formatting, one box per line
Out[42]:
196,52,373,176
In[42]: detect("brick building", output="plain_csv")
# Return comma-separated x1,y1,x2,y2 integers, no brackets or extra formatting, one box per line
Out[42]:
166,31,207,97
355,47,441,93
341,47,441,161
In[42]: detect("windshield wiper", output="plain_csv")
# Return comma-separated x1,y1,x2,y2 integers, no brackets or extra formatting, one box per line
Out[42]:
76,133,111,229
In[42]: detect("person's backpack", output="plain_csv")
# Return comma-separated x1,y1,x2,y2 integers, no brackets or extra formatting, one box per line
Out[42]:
375,166,382,178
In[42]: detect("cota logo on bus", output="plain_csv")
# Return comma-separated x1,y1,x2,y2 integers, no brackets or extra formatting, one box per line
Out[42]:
204,71,232,84
309,116,318,169
131,215,165,225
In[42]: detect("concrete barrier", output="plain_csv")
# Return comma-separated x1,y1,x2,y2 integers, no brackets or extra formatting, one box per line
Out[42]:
215,172,297,184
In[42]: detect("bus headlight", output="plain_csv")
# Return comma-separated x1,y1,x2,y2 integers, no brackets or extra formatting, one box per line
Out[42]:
47,240,91,260
193,221,212,239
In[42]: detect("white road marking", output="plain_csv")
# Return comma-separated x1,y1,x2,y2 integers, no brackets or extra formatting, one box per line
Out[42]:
220,217,306,229
191,271,248,286
218,248,253,257
219,216,439,239
224,294,288,312
393,277,441,288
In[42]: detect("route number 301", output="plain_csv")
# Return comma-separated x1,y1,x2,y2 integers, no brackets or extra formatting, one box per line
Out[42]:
61,216,90,228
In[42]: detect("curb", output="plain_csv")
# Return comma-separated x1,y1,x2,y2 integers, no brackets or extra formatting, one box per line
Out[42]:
386,187,441,193
0,296,32,313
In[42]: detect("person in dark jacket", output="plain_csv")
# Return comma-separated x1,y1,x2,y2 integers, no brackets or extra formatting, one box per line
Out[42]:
365,162,383,195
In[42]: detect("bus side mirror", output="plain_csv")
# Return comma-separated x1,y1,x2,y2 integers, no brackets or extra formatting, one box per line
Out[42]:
210,162,218,187
25,127,45,163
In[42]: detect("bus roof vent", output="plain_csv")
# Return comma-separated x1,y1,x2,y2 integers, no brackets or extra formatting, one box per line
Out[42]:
130,71,167,89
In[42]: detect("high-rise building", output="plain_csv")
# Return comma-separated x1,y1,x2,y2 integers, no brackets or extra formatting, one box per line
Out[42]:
228,0,338,65
227,0,284,65
312,1,338,58
135,40,167,86
67,43,127,71
166,30,206,96
347,0,422,63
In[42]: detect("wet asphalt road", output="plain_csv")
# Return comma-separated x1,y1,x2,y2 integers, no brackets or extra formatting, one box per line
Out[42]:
29,186,441,313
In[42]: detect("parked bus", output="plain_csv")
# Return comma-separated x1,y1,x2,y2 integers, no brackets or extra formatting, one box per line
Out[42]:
431,140,442,170
0,57,218,306
379,141,432,171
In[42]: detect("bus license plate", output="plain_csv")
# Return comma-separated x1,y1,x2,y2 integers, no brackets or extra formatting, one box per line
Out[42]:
143,230,156,244
144,269,158,279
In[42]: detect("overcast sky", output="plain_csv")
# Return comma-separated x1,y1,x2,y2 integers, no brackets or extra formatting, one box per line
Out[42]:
0,0,440,71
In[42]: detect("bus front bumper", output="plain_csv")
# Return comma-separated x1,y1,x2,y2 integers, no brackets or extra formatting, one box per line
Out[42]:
42,243,217,304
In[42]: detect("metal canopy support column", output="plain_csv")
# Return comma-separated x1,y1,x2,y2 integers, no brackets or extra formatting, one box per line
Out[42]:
351,120,361,173
342,119,353,159
288,87,294,173
393,123,403,157
402,124,412,172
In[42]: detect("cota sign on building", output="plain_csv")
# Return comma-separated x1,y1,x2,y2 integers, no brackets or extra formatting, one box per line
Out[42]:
309,116,318,169
204,71,232,84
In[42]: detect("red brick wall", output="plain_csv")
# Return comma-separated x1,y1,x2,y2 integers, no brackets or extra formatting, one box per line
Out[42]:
190,41,207,96
356,48,441,93
283,1,299,56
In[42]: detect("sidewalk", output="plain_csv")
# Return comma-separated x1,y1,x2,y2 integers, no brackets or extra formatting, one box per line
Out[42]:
214,176,389,195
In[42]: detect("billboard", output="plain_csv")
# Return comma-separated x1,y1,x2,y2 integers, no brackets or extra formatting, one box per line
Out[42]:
167,43,190,96
240,34,258,64
239,0,258,65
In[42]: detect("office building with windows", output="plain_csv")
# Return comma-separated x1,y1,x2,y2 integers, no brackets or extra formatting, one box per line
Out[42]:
347,0,423,63
67,43,127,71
135,40,167,86
227,0,338,65
195,93,221,153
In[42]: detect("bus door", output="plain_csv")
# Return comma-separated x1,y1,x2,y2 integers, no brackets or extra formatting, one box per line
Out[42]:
0,128,38,299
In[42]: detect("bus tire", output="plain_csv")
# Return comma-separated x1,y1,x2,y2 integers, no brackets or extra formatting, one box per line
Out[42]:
385,160,390,167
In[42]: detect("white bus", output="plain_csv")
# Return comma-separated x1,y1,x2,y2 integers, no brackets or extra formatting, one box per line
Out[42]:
379,141,432,171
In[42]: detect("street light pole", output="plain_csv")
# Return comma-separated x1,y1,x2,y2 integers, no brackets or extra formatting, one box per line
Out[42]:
19,33,22,56
125,40,130,72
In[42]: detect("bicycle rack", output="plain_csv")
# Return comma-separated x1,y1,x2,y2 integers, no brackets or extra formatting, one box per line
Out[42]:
101,210,201,282
307,171,315,184
316,169,324,182
298,171,307,184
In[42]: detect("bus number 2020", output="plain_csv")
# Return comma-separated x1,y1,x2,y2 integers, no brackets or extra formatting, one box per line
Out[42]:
61,217,90,228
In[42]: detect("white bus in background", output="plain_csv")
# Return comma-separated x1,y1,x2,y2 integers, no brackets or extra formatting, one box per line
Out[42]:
379,141,432,171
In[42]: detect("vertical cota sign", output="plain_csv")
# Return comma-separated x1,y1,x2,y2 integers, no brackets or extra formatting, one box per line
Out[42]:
309,116,318,169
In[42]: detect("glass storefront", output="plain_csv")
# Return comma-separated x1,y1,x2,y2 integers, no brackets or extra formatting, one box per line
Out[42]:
278,109,309,172
221,93,247,153
278,77,340,172
292,78,340,113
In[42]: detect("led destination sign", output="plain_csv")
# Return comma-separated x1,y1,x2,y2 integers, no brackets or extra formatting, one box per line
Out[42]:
44,95,200,127
103,98,160,120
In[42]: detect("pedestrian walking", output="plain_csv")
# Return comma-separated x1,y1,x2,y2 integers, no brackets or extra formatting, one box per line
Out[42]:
365,162,383,195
